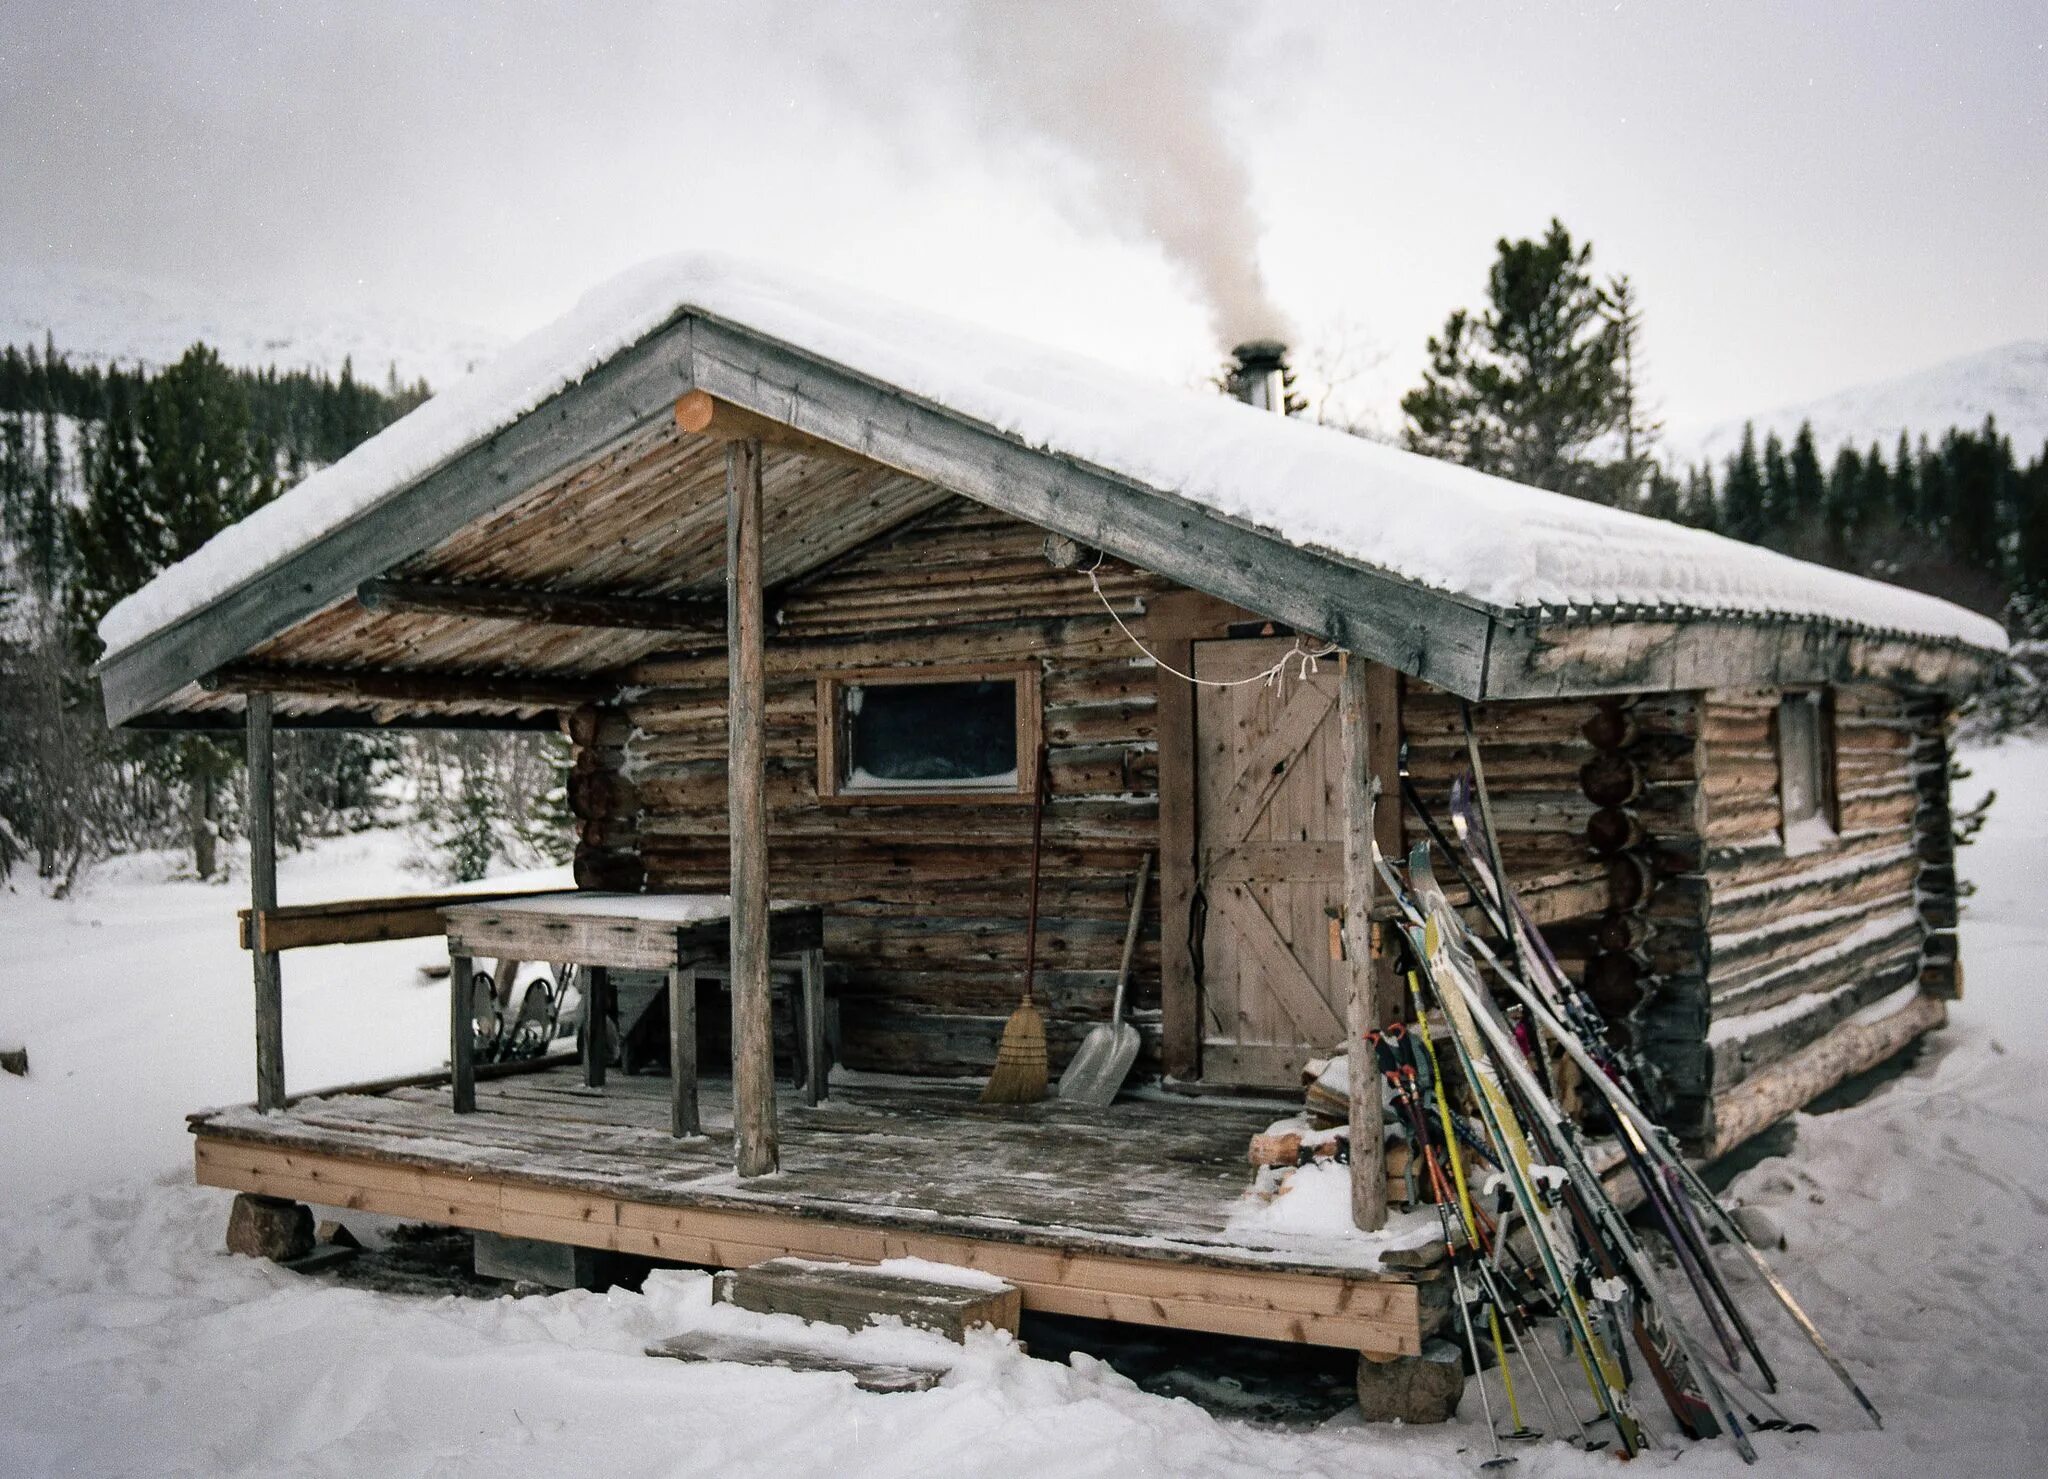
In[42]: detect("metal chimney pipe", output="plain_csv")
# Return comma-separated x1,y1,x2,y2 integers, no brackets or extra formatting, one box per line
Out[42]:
1230,339,1288,414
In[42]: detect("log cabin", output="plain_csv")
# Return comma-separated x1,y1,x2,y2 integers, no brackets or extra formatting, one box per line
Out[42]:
94,254,2005,1410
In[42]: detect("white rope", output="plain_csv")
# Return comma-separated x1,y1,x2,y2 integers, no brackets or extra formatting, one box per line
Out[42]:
1086,563,1339,689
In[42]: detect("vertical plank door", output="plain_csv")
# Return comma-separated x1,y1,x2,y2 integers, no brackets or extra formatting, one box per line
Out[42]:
1192,638,1349,1088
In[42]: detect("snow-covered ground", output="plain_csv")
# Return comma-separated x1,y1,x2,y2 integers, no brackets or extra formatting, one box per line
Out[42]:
2,745,2045,1476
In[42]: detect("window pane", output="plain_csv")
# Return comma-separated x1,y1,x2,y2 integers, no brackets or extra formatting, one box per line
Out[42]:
1780,695,1817,822
844,679,1019,791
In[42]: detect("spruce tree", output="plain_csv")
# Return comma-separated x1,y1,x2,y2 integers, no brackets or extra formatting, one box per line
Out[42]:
68,347,280,878
2015,443,2048,600
1761,431,1792,542
1824,446,1862,563
1788,424,1825,525
1680,465,1721,531
1723,425,1768,542
1604,273,1661,503
1946,416,2010,574
1856,441,1892,537
1892,432,1918,529
1400,219,1629,501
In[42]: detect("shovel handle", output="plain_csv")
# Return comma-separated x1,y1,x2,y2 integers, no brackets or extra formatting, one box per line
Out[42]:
1110,853,1153,1027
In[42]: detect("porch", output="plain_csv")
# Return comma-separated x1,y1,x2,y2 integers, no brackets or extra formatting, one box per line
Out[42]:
190,1066,1446,1358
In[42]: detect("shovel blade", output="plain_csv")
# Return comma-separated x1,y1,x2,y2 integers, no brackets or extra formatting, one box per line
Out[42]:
1056,1021,1141,1106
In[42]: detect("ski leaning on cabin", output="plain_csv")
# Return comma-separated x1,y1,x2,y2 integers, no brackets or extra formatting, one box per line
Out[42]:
1352,707,1881,1466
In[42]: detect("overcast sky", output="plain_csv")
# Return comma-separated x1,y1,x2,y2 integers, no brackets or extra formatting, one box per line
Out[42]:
3,1,2040,431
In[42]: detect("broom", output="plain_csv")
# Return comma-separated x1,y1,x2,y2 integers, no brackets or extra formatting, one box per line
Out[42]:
982,744,1051,1104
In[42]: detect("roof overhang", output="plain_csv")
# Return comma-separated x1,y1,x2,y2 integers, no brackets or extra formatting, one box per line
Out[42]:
97,308,2000,731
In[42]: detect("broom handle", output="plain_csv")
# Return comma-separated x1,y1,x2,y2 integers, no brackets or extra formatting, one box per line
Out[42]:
1020,745,1050,1008
1110,852,1152,1027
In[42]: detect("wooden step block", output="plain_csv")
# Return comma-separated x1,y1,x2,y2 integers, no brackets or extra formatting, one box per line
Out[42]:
474,1231,602,1290
645,1330,949,1393
713,1258,1021,1343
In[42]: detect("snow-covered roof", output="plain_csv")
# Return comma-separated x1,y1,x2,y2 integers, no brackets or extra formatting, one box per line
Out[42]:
97,251,2008,663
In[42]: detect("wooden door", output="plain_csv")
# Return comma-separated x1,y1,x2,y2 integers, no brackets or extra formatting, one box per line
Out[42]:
1192,638,1348,1087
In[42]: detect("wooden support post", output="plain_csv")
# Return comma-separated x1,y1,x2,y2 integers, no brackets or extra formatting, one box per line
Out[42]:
728,438,778,1176
1365,661,1406,1024
1339,655,1387,1232
247,694,286,1112
801,946,828,1106
584,966,610,1089
449,954,476,1113
670,960,700,1137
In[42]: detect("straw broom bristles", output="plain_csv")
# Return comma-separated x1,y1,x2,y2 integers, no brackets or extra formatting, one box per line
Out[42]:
983,745,1051,1105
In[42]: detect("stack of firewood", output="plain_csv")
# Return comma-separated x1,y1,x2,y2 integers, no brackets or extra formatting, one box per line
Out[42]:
1244,1052,1431,1208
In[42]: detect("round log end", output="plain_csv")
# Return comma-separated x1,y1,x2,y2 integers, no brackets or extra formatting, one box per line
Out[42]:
1584,950,1646,1016
1586,806,1644,855
1580,751,1645,808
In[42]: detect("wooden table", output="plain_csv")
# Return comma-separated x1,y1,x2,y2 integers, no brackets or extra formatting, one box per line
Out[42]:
441,893,827,1136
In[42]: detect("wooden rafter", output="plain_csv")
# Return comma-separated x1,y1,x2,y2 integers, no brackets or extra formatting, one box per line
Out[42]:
201,662,613,711
357,577,722,633
675,389,862,464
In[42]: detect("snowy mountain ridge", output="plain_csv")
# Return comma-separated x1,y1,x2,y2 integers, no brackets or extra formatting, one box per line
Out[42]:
1670,339,2048,469
0,262,503,391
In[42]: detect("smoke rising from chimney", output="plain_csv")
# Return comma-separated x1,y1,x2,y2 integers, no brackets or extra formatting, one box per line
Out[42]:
947,2,1291,349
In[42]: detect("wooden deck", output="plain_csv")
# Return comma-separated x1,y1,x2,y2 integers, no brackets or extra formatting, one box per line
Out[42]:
191,1068,1446,1356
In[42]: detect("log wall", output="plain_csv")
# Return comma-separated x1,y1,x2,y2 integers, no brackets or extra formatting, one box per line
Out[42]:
582,499,1175,1076
1686,684,1943,1148
562,493,1956,1130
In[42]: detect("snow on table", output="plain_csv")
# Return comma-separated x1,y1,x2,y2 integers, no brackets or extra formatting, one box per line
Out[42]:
98,252,2010,659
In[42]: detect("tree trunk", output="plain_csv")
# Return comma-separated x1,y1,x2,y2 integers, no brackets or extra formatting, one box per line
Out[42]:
191,765,217,880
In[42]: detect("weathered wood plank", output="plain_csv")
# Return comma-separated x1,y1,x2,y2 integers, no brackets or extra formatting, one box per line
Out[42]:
729,438,778,1177
358,576,723,633
1340,654,1386,1232
203,662,614,711
247,694,285,1112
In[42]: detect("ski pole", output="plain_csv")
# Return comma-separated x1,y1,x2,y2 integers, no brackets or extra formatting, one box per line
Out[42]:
1400,882,1645,1456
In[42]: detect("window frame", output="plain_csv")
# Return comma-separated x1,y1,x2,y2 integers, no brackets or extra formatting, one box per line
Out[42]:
815,662,1042,806
1773,687,1839,855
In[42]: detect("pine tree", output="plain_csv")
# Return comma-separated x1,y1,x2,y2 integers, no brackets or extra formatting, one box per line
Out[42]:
1824,446,1862,563
1723,425,1768,542
1401,219,1629,501
1680,465,1721,531
1916,437,1948,535
1761,431,1792,542
1605,272,1661,504
2015,442,2048,599
68,347,280,877
1788,424,1825,525
1892,431,1918,529
1856,441,1892,536
1946,416,2010,574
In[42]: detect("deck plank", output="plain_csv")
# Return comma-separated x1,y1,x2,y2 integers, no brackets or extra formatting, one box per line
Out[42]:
190,1067,1436,1284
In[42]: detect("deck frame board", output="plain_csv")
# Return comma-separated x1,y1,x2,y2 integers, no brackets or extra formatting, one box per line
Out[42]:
190,1067,1433,1356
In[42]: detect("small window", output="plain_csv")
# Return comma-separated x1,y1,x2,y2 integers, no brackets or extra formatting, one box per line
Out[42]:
1776,690,1837,855
817,665,1039,804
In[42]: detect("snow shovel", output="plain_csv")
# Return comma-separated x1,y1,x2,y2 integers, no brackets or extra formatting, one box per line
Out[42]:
1058,851,1152,1106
